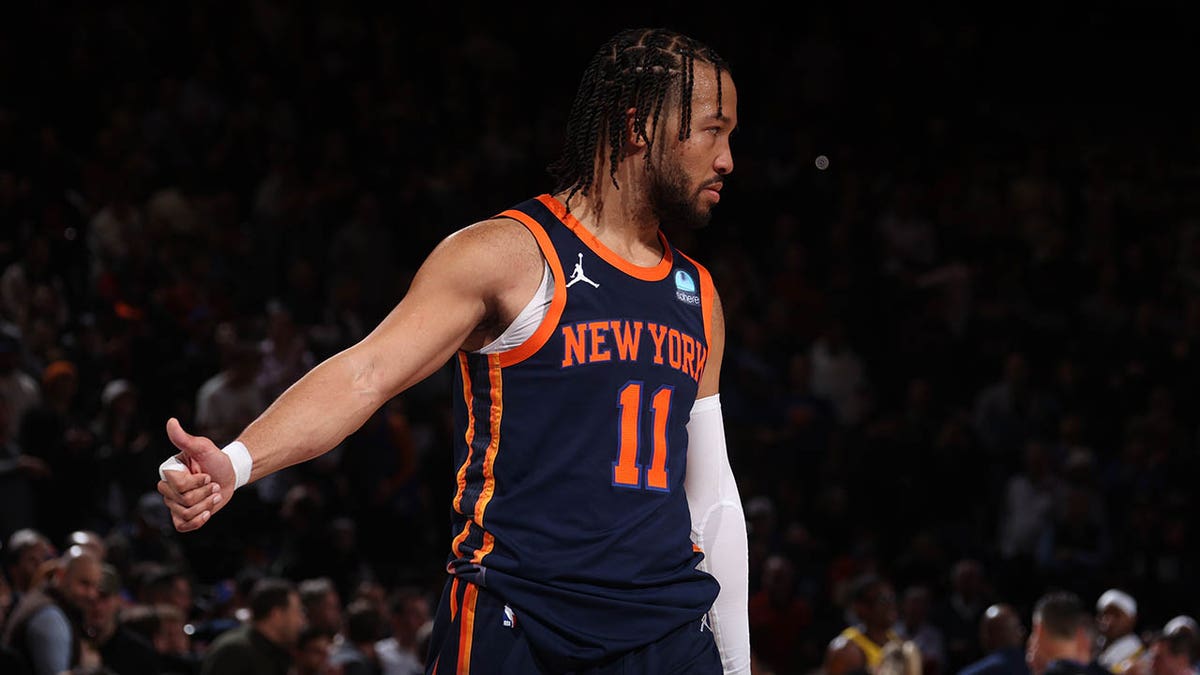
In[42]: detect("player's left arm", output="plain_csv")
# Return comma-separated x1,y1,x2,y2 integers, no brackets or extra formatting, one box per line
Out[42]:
686,286,751,675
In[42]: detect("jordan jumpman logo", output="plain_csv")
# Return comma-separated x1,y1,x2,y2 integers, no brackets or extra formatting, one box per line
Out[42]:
566,253,599,288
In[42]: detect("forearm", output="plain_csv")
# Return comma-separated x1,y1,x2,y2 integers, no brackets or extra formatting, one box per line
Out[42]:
236,346,393,481
685,395,750,675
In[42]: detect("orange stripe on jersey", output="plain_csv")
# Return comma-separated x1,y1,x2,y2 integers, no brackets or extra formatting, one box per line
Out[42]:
693,543,704,553
536,194,674,281
452,353,476,515
496,209,568,368
449,577,460,621
457,583,479,674
679,251,715,350
450,521,472,560
474,355,502,530
472,531,495,564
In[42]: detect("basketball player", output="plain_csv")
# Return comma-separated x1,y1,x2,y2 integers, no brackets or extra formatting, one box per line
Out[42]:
825,574,903,675
156,27,750,675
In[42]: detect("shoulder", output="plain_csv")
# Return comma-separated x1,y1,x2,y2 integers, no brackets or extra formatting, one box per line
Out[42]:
26,603,69,635
958,653,1002,675
420,216,544,290
826,632,869,675
207,625,254,651
439,216,541,260
829,630,865,654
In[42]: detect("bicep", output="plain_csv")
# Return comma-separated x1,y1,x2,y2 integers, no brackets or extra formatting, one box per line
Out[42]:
697,286,725,399
343,219,537,399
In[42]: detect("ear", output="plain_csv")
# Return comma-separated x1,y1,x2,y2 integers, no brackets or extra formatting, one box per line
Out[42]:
622,106,646,152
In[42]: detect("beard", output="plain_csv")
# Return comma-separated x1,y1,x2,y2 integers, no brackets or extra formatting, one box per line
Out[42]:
647,152,715,230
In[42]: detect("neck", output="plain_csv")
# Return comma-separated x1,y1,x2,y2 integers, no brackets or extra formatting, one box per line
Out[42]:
555,190,663,266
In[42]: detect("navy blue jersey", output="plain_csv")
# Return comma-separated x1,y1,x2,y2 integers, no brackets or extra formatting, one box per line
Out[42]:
445,194,720,667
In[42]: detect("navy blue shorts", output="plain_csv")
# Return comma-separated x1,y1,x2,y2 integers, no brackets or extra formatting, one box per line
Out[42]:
425,577,722,675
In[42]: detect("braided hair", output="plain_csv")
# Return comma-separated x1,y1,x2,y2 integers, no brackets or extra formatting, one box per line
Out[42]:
548,27,730,207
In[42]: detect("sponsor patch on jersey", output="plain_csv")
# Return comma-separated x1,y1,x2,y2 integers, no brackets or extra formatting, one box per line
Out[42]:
675,270,696,292
674,270,700,305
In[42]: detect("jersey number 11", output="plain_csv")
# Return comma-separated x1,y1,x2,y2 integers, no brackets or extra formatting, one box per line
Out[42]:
612,381,674,492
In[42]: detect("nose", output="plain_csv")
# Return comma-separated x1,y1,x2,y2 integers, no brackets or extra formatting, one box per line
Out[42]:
714,139,733,176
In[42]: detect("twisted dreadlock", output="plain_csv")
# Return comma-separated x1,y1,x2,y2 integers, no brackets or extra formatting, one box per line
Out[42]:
547,27,730,208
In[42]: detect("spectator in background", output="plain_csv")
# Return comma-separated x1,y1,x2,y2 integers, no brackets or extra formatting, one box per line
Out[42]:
0,393,49,541
1095,589,1143,675
972,351,1043,457
330,598,385,675
958,603,1031,675
195,337,264,447
376,586,430,675
1143,627,1199,675
2,529,54,601
0,331,39,445
19,359,97,543
256,299,314,402
295,625,341,675
997,440,1062,600
895,585,947,675
0,568,24,673
299,577,344,643
87,564,164,675
199,577,303,675
879,640,926,675
825,574,903,675
1035,484,1111,598
92,378,157,525
810,317,871,427
64,530,106,562
1026,590,1106,675
119,603,198,674
936,559,995,675
1161,617,1199,669
1,546,102,675
749,554,814,675
140,565,195,621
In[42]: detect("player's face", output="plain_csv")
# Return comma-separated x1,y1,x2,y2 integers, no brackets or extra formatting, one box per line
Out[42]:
648,65,737,229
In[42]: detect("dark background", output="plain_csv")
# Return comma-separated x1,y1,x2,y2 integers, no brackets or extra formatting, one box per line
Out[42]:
3,3,1199,674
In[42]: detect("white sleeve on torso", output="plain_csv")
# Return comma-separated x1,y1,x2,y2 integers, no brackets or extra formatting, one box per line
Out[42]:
685,394,751,675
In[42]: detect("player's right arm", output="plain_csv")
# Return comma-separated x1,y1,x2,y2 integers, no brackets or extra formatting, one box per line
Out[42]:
158,217,543,532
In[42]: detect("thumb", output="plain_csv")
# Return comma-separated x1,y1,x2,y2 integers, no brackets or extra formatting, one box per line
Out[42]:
165,417,216,458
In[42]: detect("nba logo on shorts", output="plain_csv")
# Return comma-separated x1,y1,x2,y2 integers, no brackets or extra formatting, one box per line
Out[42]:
503,604,516,628
674,270,700,306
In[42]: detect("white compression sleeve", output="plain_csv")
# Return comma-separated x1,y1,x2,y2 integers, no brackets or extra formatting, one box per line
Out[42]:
686,394,750,675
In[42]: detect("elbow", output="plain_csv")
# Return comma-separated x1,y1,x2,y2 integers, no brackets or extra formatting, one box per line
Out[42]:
343,349,393,409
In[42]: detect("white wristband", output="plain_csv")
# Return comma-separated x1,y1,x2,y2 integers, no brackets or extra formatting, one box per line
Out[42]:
222,441,253,489
156,441,252,490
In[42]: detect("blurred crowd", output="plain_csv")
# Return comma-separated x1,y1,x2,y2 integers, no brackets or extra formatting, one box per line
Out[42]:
2,2,1199,674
